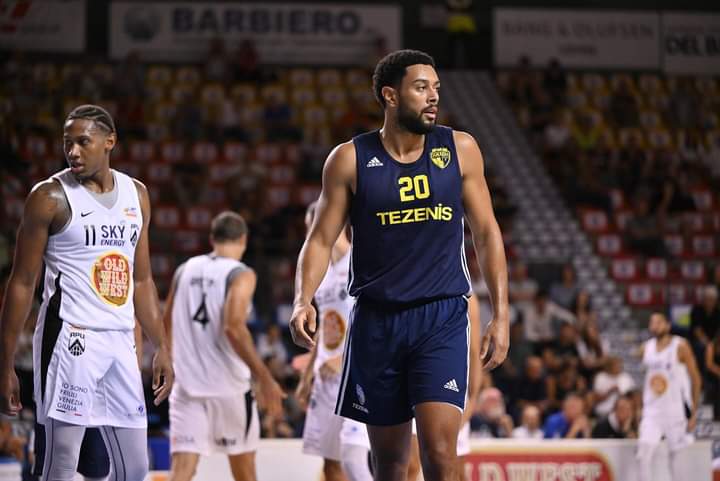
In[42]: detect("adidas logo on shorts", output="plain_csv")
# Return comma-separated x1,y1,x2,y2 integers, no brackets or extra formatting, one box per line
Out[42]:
366,157,383,168
443,379,459,392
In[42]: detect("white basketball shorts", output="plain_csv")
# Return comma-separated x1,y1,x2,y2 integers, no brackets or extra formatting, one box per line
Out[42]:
638,415,693,453
170,385,259,456
33,321,146,429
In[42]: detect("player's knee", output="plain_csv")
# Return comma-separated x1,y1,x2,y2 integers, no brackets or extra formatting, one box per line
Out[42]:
419,441,457,477
323,459,344,480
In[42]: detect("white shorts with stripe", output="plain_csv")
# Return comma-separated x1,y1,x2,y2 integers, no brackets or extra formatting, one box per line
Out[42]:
170,385,259,456
33,320,146,429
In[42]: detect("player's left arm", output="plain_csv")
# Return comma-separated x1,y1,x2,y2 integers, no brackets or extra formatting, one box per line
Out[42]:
678,338,702,428
132,179,174,405
462,294,483,425
455,130,509,370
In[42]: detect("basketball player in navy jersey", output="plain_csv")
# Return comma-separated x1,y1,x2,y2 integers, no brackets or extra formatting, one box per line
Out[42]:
290,50,509,481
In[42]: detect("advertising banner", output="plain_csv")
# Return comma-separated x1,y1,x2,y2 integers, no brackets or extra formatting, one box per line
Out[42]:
110,2,401,65
662,13,720,74
494,9,659,69
0,0,85,52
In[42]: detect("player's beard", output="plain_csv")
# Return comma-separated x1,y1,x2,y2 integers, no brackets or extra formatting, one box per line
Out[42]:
397,98,436,135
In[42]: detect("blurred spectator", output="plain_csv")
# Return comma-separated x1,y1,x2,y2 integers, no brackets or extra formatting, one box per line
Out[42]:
576,320,609,380
705,334,720,421
469,387,513,438
653,174,696,218
521,290,576,345
624,195,667,258
511,405,544,440
497,320,533,385
608,81,638,128
508,262,538,310
570,113,602,152
543,111,572,156
543,59,566,104
205,37,230,83
592,395,637,439
258,324,289,365
667,79,700,130
0,420,24,461
543,393,591,439
233,39,260,83
689,286,720,367
114,51,145,99
542,322,580,372
264,94,300,142
550,264,579,310
547,363,587,412
592,356,635,418
571,291,597,330
513,356,549,418
172,93,203,141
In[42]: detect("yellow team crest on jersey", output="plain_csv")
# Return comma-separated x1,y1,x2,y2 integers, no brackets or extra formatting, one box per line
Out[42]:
430,147,451,169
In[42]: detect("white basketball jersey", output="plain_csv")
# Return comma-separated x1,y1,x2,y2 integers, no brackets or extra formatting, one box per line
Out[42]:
642,336,686,419
171,254,252,397
313,250,354,376
38,169,141,332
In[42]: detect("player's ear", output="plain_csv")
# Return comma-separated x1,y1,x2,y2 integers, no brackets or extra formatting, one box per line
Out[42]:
382,86,398,108
105,132,117,153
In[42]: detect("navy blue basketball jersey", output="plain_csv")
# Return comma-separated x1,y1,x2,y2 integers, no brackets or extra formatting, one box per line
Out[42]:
348,126,471,304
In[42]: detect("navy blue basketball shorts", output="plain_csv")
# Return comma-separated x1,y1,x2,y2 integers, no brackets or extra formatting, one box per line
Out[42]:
32,422,110,478
335,295,469,426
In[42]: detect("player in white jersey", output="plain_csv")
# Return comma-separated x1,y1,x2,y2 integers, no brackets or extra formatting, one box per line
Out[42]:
406,295,482,481
296,202,372,481
0,104,173,481
637,312,701,481
163,211,285,481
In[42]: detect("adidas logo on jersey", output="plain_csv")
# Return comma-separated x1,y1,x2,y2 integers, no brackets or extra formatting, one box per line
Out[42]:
443,379,459,392
366,157,383,168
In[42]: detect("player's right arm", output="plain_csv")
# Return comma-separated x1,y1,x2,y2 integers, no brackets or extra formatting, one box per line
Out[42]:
0,181,64,415
290,142,355,349
224,269,285,418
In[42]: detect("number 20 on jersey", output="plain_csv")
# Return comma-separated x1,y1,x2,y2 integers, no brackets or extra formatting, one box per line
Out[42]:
398,175,430,202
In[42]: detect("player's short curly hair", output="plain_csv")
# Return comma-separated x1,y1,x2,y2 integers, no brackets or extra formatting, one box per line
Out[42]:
211,211,248,242
372,49,436,107
66,104,116,134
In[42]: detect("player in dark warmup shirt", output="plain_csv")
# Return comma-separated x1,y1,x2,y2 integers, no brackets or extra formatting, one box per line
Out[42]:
290,50,509,481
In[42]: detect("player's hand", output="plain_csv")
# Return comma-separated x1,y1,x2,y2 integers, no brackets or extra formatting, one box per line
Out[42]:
256,373,286,419
152,346,174,406
0,369,22,416
480,316,509,370
289,302,317,350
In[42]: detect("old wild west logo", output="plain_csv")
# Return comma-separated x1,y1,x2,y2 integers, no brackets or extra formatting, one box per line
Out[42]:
430,147,451,169
463,450,615,481
91,252,131,306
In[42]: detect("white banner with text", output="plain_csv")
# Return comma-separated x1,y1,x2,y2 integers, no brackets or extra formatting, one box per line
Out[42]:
110,2,400,64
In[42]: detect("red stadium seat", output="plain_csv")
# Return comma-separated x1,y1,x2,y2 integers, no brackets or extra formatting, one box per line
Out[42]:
611,258,639,281
295,185,322,206
597,234,622,256
581,210,609,232
269,164,296,185
666,284,689,304
174,230,204,253
128,141,156,162
146,163,173,183
160,141,186,163
646,258,669,281
680,260,706,282
692,235,716,257
692,189,714,211
684,213,705,232
191,142,219,164
153,206,181,229
664,235,685,257
23,135,50,159
626,283,663,306
150,254,174,278
112,161,143,180
255,143,282,163
186,207,213,230
267,186,291,210
223,142,249,163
